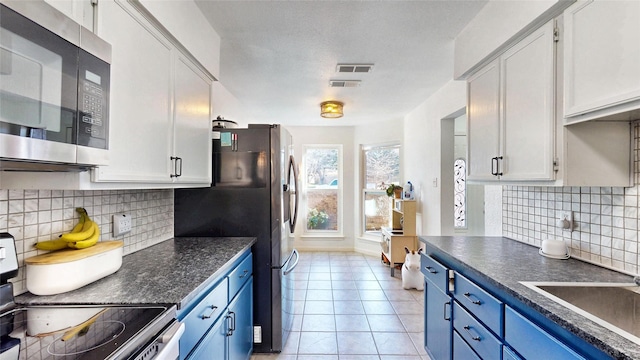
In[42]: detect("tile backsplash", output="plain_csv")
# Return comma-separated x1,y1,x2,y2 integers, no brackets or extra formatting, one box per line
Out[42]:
0,189,174,295
503,121,640,276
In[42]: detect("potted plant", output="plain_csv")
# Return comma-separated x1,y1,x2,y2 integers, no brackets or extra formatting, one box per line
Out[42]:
307,208,329,229
386,184,403,198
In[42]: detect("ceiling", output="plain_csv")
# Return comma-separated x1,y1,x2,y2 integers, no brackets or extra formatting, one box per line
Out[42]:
195,0,488,126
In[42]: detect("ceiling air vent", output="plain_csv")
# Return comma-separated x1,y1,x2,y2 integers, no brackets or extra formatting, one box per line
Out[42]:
336,64,374,73
329,80,361,88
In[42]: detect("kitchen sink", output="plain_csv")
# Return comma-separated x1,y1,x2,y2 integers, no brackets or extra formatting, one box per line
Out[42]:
520,282,640,345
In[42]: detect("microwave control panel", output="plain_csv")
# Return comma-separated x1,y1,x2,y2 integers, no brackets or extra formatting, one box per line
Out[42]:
77,49,110,149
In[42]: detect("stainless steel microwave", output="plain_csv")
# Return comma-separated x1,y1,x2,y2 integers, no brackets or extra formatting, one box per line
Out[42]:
0,1,111,170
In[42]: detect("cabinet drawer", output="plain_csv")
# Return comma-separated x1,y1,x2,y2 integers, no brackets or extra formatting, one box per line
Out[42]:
503,345,522,360
453,330,481,360
228,253,252,300
452,301,502,360
453,272,503,336
505,306,585,360
421,254,449,293
180,277,229,357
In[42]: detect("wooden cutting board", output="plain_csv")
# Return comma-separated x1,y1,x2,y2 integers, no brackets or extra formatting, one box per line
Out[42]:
26,241,124,265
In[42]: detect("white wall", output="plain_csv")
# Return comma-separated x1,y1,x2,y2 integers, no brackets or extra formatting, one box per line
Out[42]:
287,126,356,251
404,80,467,236
212,82,246,126
352,120,404,256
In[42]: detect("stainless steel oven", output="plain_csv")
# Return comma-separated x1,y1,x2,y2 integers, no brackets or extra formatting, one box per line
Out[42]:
0,234,183,360
0,1,111,169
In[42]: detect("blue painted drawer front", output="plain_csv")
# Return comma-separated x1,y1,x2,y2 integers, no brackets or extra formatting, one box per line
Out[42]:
180,277,229,359
187,312,227,360
453,272,503,336
503,345,522,360
504,306,585,360
421,254,449,293
453,330,481,360
452,301,502,360
228,253,253,300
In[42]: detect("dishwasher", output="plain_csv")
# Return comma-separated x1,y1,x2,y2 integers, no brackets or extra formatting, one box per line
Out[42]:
0,233,184,360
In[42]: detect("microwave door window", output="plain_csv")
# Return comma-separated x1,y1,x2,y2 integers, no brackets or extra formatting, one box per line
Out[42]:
0,6,77,143
0,28,63,134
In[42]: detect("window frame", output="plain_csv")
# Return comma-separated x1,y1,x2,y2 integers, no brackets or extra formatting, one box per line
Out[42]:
301,144,343,236
360,142,401,239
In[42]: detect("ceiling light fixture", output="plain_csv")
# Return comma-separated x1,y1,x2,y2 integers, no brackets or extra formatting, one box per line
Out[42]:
320,101,344,118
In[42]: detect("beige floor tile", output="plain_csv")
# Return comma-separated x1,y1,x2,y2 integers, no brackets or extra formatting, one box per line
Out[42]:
304,300,334,314
367,314,406,332
362,301,396,315
337,332,378,355
333,300,365,315
372,332,419,355
335,314,370,331
333,289,360,300
297,332,338,354
302,314,336,331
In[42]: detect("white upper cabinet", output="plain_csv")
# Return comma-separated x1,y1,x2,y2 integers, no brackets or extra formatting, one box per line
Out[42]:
91,0,213,186
172,56,212,184
467,61,500,181
93,0,174,183
467,21,555,182
500,21,555,181
564,0,640,123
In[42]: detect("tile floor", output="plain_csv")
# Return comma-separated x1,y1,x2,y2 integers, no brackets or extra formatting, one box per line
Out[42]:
251,251,431,360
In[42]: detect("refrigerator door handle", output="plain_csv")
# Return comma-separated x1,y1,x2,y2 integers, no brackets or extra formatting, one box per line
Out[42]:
283,249,299,276
272,249,295,270
287,155,299,233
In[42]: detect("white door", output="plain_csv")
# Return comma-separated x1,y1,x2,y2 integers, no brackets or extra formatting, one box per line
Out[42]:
500,21,555,181
564,0,640,118
172,55,212,184
467,60,500,181
94,0,173,182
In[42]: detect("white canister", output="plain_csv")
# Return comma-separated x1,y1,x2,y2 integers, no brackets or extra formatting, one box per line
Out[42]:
403,181,415,200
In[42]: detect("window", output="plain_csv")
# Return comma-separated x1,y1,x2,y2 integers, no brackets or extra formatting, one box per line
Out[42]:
454,158,466,229
303,145,342,233
362,144,400,234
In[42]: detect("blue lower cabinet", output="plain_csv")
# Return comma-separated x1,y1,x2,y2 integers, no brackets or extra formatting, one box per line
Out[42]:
228,278,254,360
425,277,452,360
504,306,585,360
179,250,254,360
453,330,481,360
503,345,522,360
452,302,502,360
188,315,227,360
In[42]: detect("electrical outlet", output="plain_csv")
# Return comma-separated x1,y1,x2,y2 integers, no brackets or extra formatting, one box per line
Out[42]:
559,211,573,232
113,213,132,237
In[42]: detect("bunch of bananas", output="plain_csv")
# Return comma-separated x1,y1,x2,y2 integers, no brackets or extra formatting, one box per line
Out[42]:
35,208,100,251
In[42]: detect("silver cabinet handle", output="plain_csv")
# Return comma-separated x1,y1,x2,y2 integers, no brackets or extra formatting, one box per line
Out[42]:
443,302,451,321
424,266,437,274
463,325,481,341
463,292,482,305
239,269,249,279
201,305,218,319
226,311,236,336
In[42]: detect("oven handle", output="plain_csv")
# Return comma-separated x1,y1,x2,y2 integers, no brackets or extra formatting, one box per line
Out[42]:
153,321,185,360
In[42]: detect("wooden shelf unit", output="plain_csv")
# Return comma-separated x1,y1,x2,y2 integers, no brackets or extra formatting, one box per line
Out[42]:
381,199,417,276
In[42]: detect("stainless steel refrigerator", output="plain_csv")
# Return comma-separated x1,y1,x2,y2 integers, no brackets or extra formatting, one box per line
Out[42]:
174,124,299,353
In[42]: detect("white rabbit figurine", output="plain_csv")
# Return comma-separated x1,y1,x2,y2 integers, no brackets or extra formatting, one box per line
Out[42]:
402,247,424,291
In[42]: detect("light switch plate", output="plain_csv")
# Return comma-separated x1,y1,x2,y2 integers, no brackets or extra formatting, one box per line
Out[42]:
113,213,132,237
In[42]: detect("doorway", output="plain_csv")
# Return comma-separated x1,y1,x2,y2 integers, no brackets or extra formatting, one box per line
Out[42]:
440,109,485,235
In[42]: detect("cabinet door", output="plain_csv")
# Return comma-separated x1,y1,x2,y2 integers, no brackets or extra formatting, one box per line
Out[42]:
467,60,500,181
564,0,640,119
172,55,212,184
500,21,555,181
187,314,227,360
228,278,253,360
94,0,173,183
425,279,452,360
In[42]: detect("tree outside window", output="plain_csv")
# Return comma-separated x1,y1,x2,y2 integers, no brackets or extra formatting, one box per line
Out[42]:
362,144,400,234
304,146,341,232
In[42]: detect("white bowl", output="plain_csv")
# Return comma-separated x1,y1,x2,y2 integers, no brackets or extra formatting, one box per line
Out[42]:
541,239,567,257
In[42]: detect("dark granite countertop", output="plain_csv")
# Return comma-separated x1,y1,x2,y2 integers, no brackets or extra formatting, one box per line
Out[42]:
419,236,640,360
15,237,256,310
